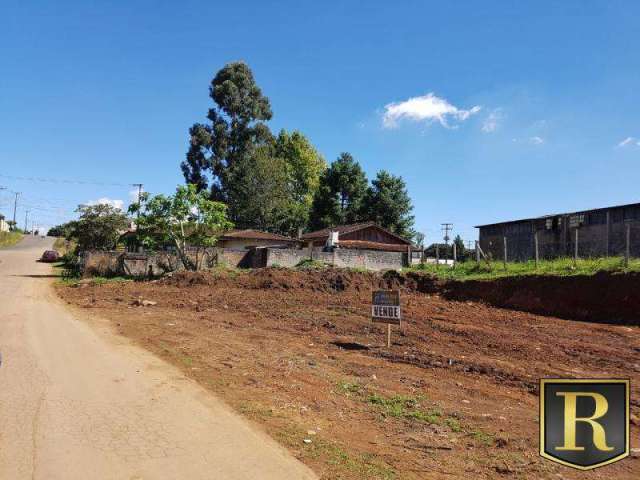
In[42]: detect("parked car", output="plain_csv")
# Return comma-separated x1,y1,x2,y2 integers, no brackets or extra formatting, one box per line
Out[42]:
40,250,60,262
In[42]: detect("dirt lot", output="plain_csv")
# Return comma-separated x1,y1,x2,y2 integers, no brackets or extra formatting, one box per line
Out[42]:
56,268,640,479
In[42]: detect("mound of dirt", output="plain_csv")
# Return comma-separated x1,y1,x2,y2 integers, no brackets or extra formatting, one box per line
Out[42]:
442,271,640,325
162,268,388,293
161,267,640,324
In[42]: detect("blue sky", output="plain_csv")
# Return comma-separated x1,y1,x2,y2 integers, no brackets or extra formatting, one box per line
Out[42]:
1,1,639,242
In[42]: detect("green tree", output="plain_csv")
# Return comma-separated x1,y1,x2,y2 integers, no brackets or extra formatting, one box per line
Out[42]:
273,129,326,234
225,144,291,233
425,243,453,258
48,221,77,238
309,152,368,229
453,234,466,260
129,184,233,271
363,170,414,239
71,204,129,251
181,62,273,222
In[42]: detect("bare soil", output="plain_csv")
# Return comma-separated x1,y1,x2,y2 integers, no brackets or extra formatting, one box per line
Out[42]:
56,268,640,479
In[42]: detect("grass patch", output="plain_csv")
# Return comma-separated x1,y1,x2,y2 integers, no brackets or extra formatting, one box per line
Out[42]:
336,380,362,396
445,417,462,432
324,443,396,480
276,425,396,480
410,256,640,281
88,276,133,285
56,276,133,287
238,401,276,419
367,393,442,424
468,429,494,446
0,231,23,248
295,258,331,270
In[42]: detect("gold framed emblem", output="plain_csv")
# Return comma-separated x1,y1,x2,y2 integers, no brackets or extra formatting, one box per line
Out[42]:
540,379,630,470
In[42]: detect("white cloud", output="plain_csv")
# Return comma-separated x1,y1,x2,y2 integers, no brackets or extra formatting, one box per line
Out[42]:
481,109,503,133
617,136,640,148
88,197,124,210
382,93,481,129
529,136,544,145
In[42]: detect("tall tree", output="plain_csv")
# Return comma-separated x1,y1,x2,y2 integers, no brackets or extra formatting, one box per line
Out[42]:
274,129,326,234
363,170,414,239
180,62,273,220
71,204,129,251
309,153,368,229
225,144,290,232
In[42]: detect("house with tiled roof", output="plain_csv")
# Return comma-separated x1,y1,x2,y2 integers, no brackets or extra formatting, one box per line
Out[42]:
218,229,297,250
301,222,414,253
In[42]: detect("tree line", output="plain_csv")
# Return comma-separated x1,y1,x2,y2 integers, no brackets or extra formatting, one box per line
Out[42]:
181,62,415,239
48,62,417,263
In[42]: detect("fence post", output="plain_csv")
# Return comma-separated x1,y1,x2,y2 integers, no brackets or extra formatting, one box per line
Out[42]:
574,228,579,265
453,242,457,263
503,236,507,270
605,210,610,257
475,240,480,263
436,244,440,265
534,231,539,268
625,222,630,267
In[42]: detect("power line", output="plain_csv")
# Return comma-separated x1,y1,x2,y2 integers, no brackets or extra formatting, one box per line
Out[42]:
0,173,130,187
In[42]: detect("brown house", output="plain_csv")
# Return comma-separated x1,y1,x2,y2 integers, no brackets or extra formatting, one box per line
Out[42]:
301,222,414,252
218,229,297,250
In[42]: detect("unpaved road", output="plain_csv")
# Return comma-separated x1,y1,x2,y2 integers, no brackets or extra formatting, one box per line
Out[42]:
0,237,316,480
56,268,640,479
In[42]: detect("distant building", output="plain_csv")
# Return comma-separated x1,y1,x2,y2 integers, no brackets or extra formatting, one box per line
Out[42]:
0,215,9,233
217,229,297,250
476,202,640,261
301,222,416,253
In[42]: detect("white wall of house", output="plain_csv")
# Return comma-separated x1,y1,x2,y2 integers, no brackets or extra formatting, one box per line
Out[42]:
0,219,9,232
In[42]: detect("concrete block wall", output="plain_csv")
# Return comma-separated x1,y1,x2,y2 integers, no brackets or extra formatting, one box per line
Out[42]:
264,247,405,271
80,246,406,277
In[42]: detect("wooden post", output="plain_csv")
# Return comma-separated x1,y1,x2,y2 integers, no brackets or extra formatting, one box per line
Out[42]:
503,236,507,270
387,324,391,348
605,210,610,257
436,244,440,265
625,223,631,267
574,228,579,265
534,231,539,268
453,242,457,263
475,240,480,263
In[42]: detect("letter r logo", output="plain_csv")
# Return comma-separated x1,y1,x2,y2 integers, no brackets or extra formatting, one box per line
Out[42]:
540,379,629,470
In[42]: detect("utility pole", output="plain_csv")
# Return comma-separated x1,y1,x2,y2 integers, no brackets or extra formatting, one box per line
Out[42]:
441,223,453,261
131,183,143,222
24,209,30,232
13,191,20,226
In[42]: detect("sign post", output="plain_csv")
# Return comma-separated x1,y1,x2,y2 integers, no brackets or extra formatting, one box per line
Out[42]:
371,290,401,348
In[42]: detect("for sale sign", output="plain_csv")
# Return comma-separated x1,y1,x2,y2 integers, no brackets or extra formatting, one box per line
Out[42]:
372,290,401,325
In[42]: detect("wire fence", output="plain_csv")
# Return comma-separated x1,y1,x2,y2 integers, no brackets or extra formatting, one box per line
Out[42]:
477,220,640,266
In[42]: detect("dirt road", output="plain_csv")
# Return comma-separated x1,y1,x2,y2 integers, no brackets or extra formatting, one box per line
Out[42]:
0,237,316,480
56,268,640,479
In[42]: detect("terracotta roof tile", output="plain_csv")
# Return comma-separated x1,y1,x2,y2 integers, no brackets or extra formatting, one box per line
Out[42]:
301,222,412,245
220,229,296,242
